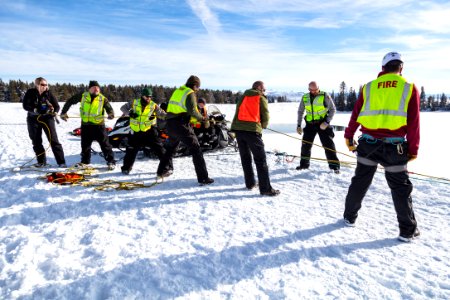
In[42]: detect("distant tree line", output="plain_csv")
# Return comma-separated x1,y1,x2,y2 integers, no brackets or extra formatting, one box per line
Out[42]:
330,81,449,112
0,79,243,105
0,79,448,111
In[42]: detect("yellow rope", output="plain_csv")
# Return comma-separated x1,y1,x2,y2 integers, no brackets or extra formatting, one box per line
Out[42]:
266,127,355,159
266,128,450,183
19,114,53,169
79,179,160,191
56,113,119,119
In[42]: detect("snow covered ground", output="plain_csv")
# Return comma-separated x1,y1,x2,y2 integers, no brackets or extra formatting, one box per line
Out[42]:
0,102,449,299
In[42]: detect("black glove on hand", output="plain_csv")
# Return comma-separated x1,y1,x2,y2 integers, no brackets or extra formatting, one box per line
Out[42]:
129,111,138,118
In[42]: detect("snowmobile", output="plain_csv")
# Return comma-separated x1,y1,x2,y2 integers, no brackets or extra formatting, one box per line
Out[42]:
107,105,237,157
69,126,112,136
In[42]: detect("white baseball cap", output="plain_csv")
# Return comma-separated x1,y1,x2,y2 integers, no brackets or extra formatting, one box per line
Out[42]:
382,51,403,66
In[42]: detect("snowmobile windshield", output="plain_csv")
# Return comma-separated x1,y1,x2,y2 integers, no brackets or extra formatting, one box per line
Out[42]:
207,105,222,116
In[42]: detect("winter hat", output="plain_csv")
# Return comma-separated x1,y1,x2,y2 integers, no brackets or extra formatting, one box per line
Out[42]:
382,52,403,67
185,75,201,88
89,80,100,88
197,98,206,104
142,87,153,97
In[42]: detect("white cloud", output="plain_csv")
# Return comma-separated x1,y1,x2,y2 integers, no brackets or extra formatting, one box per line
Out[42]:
396,5,450,34
1,1,449,94
186,0,221,36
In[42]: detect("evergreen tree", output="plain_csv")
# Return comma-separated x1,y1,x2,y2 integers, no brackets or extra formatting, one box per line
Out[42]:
336,81,346,111
420,86,426,111
8,80,21,103
433,94,440,111
346,87,357,111
439,93,448,111
427,95,435,111
0,79,6,102
153,85,166,104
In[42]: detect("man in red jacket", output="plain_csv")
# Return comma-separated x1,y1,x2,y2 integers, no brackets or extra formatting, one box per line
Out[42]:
343,52,420,242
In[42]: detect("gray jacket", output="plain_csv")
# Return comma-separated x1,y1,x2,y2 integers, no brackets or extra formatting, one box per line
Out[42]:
297,91,336,127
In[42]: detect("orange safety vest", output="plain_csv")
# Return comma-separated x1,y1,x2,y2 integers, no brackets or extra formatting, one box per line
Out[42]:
238,95,261,123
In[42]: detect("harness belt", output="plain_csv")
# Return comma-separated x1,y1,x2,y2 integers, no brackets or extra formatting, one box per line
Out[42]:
360,134,405,144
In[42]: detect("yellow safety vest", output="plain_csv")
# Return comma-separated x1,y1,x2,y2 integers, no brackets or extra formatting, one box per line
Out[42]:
167,86,194,114
129,98,157,132
190,106,207,128
303,92,328,122
357,73,413,130
80,92,105,124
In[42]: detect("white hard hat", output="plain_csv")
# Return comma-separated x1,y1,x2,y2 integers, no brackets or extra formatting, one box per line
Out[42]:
382,51,403,66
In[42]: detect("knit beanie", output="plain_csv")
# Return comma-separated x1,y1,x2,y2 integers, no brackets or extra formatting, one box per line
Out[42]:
142,87,152,97
185,75,201,88
89,80,100,88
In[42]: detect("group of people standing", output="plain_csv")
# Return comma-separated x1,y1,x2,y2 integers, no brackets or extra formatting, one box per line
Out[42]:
22,51,420,241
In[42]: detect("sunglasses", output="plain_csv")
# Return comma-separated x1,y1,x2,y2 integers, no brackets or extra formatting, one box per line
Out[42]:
40,83,48,87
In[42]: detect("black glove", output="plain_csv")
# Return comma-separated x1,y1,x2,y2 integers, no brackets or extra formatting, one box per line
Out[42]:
60,113,68,121
129,111,138,118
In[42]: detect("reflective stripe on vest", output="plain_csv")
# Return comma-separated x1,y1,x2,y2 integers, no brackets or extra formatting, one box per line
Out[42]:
80,92,105,124
190,107,207,127
167,86,194,114
129,99,157,132
238,95,261,123
303,92,328,122
357,74,412,130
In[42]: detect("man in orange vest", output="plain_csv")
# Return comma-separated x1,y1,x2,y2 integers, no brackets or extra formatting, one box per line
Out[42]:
343,52,420,242
231,81,280,196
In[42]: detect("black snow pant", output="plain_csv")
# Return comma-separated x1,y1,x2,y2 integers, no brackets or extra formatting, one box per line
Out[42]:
157,117,209,182
80,124,115,164
343,137,417,237
122,127,166,171
27,115,65,165
194,124,215,145
299,122,340,170
235,130,273,194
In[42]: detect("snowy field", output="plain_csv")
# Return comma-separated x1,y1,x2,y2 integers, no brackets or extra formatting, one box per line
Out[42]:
0,102,449,299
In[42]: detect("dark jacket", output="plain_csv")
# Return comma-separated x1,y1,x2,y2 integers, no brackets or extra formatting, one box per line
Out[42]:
231,89,269,134
61,92,114,125
22,88,60,118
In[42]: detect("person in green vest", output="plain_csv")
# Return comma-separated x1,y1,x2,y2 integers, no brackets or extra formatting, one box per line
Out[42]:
296,81,340,173
343,52,420,242
156,75,214,185
120,87,168,175
60,80,116,170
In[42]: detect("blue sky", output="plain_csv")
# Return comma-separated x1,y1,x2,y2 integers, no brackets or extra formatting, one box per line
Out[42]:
1,0,449,93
